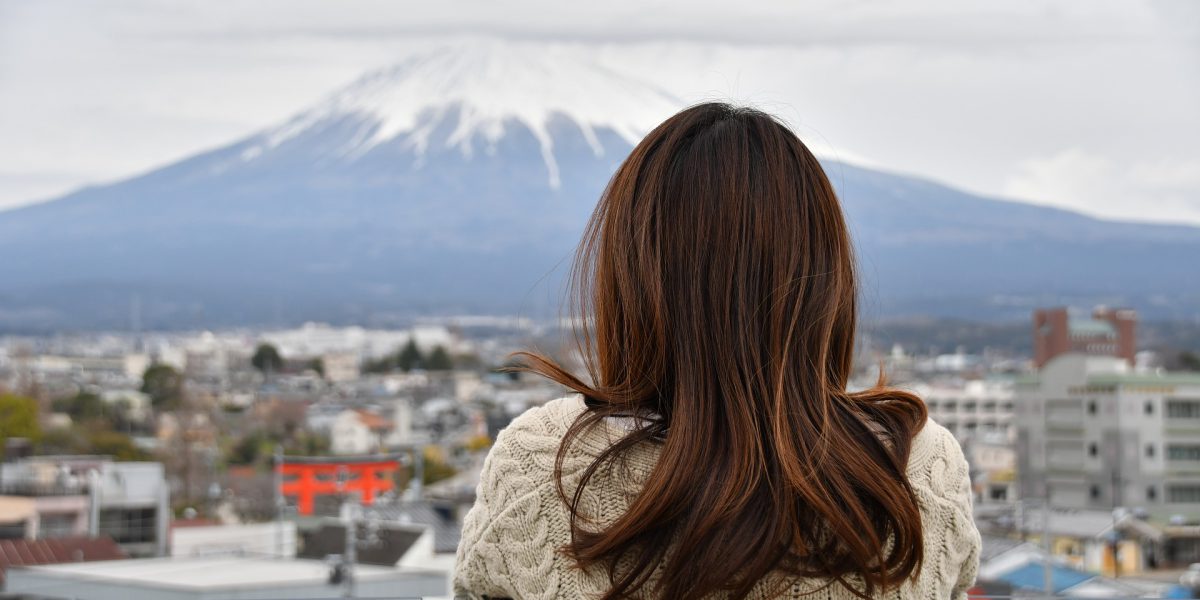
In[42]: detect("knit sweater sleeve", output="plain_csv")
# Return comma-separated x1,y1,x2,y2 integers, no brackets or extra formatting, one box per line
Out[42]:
907,420,982,599
453,404,563,600
947,438,981,600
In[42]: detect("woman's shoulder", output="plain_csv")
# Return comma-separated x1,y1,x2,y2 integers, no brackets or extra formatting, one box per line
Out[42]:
493,394,586,455
483,395,589,475
490,394,659,478
906,417,973,503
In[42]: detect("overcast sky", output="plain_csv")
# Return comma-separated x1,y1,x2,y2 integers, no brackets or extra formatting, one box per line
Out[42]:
1,0,1197,224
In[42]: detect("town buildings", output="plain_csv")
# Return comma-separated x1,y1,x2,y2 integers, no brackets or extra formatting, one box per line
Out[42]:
0,456,170,557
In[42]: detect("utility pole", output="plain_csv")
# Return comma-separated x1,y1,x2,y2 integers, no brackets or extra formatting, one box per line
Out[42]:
412,445,425,499
337,465,356,599
341,499,358,599
274,445,285,558
1111,431,1123,579
1039,403,1052,596
1042,496,1052,595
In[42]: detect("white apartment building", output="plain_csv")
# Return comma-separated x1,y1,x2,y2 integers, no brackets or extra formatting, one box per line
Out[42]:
918,378,1016,443
1016,353,1200,518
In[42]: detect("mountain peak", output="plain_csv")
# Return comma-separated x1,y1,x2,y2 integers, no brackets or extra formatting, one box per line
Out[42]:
242,41,683,187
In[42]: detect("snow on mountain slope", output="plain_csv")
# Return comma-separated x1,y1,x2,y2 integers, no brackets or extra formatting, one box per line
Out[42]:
237,42,683,188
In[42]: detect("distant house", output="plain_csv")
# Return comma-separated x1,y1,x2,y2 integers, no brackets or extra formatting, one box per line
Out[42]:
320,351,360,382
330,409,392,455
976,506,1164,577
0,456,171,557
977,535,1160,597
0,536,125,587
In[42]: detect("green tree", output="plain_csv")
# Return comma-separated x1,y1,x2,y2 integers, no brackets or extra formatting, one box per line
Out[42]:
413,446,457,486
251,343,284,376
141,363,184,411
1181,350,1200,372
0,393,41,448
363,355,394,374
38,427,84,455
425,345,454,371
283,431,331,457
396,339,424,372
307,358,325,378
87,430,150,461
52,391,107,421
229,431,272,466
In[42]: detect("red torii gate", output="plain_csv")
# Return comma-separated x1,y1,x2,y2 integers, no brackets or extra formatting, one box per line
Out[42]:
277,454,402,516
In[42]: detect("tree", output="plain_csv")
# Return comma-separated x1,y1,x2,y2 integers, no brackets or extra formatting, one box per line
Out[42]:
0,393,41,448
52,391,106,421
1181,351,1200,372
251,343,284,376
465,435,492,452
229,431,272,466
307,358,325,378
87,430,150,461
425,345,454,371
38,427,83,455
421,446,457,486
363,355,395,374
396,339,424,372
141,363,184,411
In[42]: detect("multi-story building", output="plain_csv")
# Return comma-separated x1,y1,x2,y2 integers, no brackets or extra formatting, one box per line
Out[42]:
1033,306,1136,369
1016,349,1200,519
0,456,170,557
920,378,1016,442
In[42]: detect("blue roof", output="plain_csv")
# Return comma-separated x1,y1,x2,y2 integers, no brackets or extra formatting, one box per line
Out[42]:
996,563,1094,593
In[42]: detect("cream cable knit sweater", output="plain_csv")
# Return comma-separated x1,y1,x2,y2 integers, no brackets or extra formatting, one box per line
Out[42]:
454,396,981,599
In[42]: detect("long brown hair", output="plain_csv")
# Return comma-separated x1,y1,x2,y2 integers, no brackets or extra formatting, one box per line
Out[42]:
515,102,928,599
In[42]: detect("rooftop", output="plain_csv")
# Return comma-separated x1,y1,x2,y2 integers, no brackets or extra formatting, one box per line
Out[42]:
0,536,125,586
8,555,439,591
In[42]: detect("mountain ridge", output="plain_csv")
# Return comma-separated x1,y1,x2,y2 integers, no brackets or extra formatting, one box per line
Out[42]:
1,43,1197,331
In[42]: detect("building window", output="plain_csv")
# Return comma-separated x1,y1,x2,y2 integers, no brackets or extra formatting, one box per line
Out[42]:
1090,485,1102,500
1147,444,1156,458
1167,445,1200,461
1145,401,1155,415
39,513,78,538
98,507,156,545
1088,401,1097,415
1167,399,1200,419
1148,486,1158,501
1168,485,1200,503
0,522,26,539
1088,443,1098,457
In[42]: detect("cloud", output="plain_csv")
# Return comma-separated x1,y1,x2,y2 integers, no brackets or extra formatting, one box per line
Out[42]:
0,0,1196,222
1005,149,1200,225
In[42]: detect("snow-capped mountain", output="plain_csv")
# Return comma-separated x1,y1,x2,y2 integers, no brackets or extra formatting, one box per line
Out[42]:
234,42,681,189
0,42,1198,331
